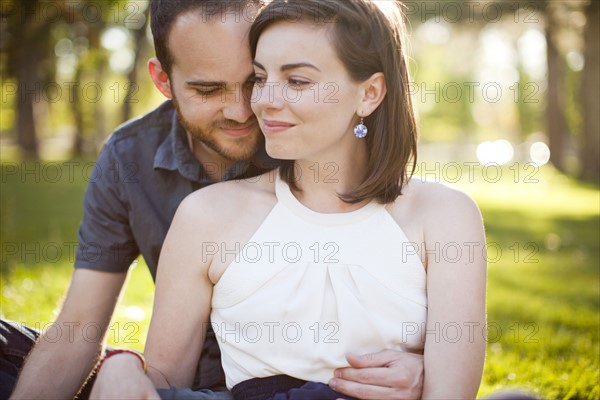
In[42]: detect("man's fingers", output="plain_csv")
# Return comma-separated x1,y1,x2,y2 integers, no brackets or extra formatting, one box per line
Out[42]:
333,351,424,399
329,377,398,400
345,349,418,368
334,366,397,386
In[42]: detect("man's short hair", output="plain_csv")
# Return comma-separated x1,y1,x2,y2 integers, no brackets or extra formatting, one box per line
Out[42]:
150,0,264,75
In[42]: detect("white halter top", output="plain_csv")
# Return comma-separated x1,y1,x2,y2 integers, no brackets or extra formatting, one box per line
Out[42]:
211,175,427,389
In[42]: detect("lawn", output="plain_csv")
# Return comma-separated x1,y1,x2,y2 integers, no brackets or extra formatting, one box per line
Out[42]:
1,160,598,399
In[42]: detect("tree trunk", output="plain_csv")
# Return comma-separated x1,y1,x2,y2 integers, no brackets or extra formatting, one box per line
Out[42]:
545,19,569,172
16,65,38,158
15,0,39,159
580,0,600,182
122,12,149,123
94,62,107,153
71,66,85,156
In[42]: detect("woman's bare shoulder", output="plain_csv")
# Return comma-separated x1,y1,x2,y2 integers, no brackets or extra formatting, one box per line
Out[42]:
390,176,482,223
178,171,277,224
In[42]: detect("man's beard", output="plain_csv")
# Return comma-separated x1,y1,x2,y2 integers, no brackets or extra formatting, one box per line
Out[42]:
172,95,262,162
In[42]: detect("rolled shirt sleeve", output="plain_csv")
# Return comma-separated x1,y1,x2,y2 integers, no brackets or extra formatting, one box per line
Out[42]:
75,143,139,273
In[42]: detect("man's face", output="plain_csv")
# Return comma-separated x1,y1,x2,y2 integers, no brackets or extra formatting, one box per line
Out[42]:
167,10,262,162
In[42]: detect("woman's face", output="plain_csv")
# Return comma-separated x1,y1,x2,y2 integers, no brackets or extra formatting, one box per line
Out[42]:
251,21,364,161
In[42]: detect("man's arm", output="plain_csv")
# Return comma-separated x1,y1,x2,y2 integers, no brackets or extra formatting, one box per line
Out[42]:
10,269,127,399
329,350,424,400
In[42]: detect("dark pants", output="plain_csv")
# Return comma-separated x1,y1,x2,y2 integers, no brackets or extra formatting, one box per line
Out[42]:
0,319,103,399
0,320,38,399
231,375,356,400
0,319,233,400
1,320,537,400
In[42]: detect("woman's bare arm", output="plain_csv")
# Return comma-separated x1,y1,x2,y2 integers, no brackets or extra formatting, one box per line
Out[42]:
90,192,217,398
420,184,487,399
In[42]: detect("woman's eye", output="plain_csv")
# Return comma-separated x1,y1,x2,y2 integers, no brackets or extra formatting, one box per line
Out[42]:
288,78,310,88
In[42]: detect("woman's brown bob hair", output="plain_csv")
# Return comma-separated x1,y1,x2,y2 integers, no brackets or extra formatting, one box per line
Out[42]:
249,0,417,204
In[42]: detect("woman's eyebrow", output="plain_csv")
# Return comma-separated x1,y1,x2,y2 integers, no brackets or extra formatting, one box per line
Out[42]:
253,60,321,72
281,62,320,72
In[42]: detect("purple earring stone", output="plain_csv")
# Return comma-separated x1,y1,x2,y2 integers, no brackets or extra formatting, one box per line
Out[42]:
354,118,368,138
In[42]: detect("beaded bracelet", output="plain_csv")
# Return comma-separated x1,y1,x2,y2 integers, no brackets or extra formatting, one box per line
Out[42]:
98,349,147,373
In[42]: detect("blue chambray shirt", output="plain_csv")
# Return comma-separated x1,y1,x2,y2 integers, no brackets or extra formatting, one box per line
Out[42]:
75,100,276,389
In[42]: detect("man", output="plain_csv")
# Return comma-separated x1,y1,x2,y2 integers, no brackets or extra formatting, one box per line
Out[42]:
6,1,423,399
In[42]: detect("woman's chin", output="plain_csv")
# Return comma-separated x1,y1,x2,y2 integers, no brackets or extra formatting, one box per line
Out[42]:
265,145,296,161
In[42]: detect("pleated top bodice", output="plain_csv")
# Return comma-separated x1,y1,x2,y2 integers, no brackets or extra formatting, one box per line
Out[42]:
211,175,427,389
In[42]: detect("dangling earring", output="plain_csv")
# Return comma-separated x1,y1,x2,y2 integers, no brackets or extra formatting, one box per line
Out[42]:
354,117,368,138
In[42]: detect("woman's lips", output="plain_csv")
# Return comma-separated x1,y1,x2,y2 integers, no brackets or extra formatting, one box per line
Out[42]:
262,119,296,134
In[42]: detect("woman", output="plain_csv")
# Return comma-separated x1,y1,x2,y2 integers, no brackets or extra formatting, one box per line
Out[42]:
95,0,486,399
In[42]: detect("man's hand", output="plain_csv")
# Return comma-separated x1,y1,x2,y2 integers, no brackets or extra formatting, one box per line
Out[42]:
90,353,160,400
329,350,423,400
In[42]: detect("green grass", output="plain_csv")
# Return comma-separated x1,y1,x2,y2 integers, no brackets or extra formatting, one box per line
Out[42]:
0,159,155,351
1,160,599,399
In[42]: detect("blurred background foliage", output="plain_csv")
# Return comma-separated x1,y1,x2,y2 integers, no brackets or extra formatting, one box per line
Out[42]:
0,0,598,181
0,0,599,398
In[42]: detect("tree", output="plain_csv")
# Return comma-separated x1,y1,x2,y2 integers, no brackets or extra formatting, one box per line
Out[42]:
122,5,149,123
545,2,569,173
580,0,599,182
1,0,149,158
3,0,55,158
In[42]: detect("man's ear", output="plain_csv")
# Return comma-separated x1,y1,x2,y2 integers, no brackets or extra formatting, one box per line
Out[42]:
357,72,387,117
148,57,173,99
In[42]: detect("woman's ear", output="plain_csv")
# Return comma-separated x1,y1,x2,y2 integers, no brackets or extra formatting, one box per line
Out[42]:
357,72,387,117
148,57,173,99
